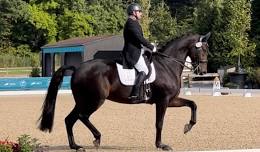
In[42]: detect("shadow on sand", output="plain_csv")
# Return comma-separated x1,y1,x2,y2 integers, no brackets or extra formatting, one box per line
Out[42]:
38,145,155,152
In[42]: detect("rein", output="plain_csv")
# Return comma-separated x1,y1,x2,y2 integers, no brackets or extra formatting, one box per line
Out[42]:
151,34,211,73
153,52,193,70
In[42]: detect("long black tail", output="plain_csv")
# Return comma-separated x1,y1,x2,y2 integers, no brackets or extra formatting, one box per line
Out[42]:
38,65,76,132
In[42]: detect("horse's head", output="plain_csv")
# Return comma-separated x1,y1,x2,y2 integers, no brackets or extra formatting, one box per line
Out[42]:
188,32,211,75
156,32,211,75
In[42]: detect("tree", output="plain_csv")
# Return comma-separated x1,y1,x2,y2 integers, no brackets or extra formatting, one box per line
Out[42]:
222,0,255,69
0,0,28,49
166,0,197,34
57,9,95,39
27,4,57,43
149,2,177,45
194,0,229,71
251,0,260,66
85,0,125,35
194,0,255,71
11,0,58,51
137,0,151,38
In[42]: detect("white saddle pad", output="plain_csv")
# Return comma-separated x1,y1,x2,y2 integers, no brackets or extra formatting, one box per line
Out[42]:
116,63,156,86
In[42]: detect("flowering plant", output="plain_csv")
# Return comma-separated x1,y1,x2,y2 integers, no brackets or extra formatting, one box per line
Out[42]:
0,139,20,152
0,135,40,152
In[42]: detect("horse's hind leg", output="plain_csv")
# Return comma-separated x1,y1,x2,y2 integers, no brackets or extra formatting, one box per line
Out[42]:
79,112,101,148
65,106,82,150
168,97,197,134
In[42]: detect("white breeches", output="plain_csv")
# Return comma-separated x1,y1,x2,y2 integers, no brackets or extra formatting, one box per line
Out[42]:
134,53,149,75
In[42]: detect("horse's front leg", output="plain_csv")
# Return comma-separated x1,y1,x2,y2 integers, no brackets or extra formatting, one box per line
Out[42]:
168,97,197,134
155,101,173,151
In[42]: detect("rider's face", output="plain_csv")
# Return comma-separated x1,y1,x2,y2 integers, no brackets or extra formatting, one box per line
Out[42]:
133,10,142,20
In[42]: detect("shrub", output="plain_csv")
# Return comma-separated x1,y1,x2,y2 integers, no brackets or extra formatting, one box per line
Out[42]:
255,67,260,84
224,82,240,89
246,67,260,88
0,46,40,68
0,139,20,152
0,144,13,152
18,135,40,152
0,135,40,152
30,67,41,77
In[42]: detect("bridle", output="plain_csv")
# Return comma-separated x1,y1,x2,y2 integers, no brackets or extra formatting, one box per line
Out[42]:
191,42,209,73
154,41,209,72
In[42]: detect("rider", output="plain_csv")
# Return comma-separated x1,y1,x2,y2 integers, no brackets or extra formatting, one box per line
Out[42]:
122,3,156,102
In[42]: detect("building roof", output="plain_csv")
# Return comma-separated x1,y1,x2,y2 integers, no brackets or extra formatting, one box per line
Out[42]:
41,35,113,48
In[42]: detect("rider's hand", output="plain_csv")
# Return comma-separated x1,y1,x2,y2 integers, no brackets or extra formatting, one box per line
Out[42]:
151,43,157,52
152,46,157,52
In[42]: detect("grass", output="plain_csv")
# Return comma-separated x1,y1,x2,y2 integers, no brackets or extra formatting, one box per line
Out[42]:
0,67,40,77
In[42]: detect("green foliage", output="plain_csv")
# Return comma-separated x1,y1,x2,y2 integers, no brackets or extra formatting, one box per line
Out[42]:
254,39,260,66
52,0,97,40
57,9,95,39
18,134,40,152
149,2,177,45
0,46,40,68
86,0,125,35
167,0,196,34
0,0,29,49
35,0,60,11
251,0,260,66
246,67,260,87
194,0,227,71
251,0,260,36
255,68,260,85
223,0,255,59
0,45,31,57
194,0,221,33
194,0,256,71
30,54,41,77
28,4,57,42
0,54,34,68
0,144,13,152
0,0,259,71
30,67,41,77
0,135,40,152
30,53,40,67
0,138,19,152
138,0,151,38
224,82,240,89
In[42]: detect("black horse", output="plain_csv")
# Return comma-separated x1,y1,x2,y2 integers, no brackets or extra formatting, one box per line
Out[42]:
38,32,211,151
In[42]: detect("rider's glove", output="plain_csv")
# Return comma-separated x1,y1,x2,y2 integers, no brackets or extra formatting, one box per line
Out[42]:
151,43,157,52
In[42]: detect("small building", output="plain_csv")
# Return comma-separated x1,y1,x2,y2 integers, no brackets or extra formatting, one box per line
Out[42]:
41,35,124,76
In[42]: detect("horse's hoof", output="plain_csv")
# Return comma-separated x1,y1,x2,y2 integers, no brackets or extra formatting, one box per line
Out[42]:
70,144,83,150
76,147,86,152
93,139,100,148
184,123,193,134
157,144,173,151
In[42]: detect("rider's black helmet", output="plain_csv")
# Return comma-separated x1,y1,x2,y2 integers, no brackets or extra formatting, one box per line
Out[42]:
127,3,142,15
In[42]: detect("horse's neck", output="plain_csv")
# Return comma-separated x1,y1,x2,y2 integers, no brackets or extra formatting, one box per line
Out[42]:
163,39,190,57
159,37,194,76
164,46,188,69
154,53,186,78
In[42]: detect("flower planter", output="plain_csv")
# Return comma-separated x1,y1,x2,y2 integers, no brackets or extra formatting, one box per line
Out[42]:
228,72,248,89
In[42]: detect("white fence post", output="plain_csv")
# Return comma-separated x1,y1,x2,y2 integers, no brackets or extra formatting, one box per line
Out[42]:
212,77,221,96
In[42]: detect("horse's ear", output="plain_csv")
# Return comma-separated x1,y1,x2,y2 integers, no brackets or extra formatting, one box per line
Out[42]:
199,32,211,42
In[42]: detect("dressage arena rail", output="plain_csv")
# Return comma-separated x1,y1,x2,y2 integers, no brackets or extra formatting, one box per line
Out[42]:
1,87,260,97
0,76,260,97
0,76,71,91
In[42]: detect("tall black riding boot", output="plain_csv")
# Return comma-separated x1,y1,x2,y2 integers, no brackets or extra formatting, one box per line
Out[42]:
128,71,147,102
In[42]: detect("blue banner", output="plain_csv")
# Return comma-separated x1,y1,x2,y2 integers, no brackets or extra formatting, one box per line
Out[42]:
0,76,71,91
